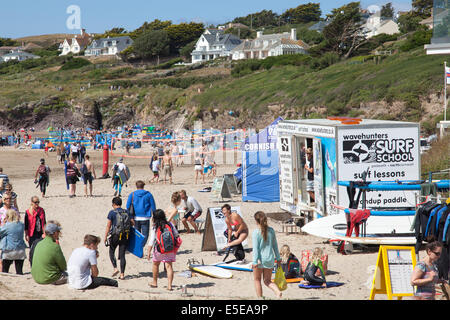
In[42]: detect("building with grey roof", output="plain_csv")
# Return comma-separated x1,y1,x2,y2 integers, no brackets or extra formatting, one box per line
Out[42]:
1,50,40,63
231,28,308,60
84,36,133,57
191,29,242,63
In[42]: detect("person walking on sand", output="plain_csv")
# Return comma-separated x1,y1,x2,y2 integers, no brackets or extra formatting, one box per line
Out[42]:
35,158,51,198
126,180,156,247
147,209,179,291
411,241,446,300
194,153,204,184
180,190,202,234
24,196,46,248
81,155,96,197
161,150,173,184
104,196,134,280
68,234,118,290
66,155,80,198
111,158,128,197
252,211,282,299
149,154,160,184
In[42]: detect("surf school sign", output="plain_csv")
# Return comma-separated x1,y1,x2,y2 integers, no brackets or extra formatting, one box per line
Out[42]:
337,126,420,208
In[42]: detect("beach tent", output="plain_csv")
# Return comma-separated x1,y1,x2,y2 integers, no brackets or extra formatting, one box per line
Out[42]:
240,117,282,202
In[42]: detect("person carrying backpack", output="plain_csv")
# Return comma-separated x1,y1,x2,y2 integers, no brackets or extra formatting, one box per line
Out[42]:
104,197,135,280
147,209,180,291
34,159,51,198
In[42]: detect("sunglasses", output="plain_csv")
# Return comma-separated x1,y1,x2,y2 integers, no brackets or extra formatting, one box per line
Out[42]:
3,198,11,200
432,251,441,256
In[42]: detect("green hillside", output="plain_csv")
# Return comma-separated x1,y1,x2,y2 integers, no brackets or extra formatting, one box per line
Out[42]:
193,48,449,127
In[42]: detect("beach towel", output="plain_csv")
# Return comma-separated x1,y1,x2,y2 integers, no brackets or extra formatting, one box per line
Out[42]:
298,282,344,289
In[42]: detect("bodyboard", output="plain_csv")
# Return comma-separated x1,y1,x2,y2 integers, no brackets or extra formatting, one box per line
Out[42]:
127,226,145,258
272,277,304,284
189,264,233,279
119,166,131,185
64,160,69,190
298,281,344,289
215,261,276,273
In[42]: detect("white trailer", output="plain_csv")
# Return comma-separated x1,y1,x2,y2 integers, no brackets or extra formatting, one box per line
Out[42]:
276,119,421,239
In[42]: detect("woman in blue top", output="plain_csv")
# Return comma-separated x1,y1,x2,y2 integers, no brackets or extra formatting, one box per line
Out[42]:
252,211,282,299
0,209,27,274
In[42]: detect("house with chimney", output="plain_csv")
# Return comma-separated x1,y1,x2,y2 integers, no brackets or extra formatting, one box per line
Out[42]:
361,10,399,39
59,29,92,56
231,28,309,60
191,29,242,63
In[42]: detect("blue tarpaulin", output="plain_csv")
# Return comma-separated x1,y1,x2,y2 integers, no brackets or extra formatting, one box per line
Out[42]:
240,117,282,202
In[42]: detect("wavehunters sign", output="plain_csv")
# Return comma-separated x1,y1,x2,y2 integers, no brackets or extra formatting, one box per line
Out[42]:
337,126,420,209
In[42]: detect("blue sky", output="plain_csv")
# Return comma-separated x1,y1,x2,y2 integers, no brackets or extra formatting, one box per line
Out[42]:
0,0,412,39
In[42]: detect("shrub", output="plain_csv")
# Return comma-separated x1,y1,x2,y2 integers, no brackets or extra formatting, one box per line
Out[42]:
59,57,91,71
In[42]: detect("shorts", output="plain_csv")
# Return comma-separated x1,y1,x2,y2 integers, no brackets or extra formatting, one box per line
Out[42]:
153,171,159,177
306,180,314,192
163,165,172,177
83,172,93,185
183,210,202,220
67,175,78,184
195,165,202,171
204,165,212,174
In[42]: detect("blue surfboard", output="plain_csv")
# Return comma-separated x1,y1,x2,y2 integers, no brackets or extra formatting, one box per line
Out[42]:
298,282,345,289
64,160,69,190
127,226,145,258
338,180,450,191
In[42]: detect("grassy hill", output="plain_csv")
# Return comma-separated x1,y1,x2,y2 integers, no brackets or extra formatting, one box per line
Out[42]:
0,41,449,134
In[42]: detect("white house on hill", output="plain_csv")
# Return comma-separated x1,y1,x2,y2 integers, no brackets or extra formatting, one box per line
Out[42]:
1,50,40,62
191,29,242,63
59,29,92,56
362,11,400,38
231,28,309,60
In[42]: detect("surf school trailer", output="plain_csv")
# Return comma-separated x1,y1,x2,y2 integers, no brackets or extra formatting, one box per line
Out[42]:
276,118,421,218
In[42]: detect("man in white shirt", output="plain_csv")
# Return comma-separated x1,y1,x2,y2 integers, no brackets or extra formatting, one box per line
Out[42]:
180,190,202,234
67,234,118,290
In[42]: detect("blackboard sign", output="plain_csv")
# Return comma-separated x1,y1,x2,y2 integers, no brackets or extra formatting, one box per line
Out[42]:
210,177,232,201
223,174,239,194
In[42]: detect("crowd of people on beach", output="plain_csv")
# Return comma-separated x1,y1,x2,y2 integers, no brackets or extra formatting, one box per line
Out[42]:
0,125,447,300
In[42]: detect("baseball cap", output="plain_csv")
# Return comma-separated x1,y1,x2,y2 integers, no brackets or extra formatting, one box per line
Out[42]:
119,158,123,162
45,223,62,234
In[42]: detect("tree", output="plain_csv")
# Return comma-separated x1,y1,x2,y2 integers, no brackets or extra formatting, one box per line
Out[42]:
322,2,367,59
179,40,197,61
0,37,17,47
132,19,172,38
397,13,422,33
232,10,279,29
224,27,254,39
281,2,322,24
381,2,395,19
165,22,204,54
133,29,170,64
412,0,433,18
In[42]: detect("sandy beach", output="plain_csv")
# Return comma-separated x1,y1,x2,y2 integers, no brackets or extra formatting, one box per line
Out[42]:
0,144,420,301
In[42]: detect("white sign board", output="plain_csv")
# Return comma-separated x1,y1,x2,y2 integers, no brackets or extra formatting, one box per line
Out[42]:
386,249,415,295
278,135,295,204
207,207,249,251
337,126,420,208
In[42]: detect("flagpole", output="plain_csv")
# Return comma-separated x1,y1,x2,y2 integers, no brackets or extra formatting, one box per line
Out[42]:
445,61,448,121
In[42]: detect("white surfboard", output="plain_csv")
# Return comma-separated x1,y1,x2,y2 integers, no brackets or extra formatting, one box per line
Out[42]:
301,213,415,243
329,234,416,245
189,264,233,279
215,261,253,272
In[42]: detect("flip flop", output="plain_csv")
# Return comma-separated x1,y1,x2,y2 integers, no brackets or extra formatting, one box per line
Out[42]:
149,284,157,288
112,270,119,277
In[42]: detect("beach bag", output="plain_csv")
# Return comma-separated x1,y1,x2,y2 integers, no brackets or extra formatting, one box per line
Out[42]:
274,266,287,291
300,250,328,277
156,223,175,253
111,209,131,239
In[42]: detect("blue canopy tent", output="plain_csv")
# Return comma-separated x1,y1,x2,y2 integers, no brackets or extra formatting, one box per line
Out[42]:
240,117,282,202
